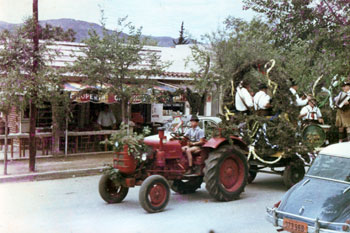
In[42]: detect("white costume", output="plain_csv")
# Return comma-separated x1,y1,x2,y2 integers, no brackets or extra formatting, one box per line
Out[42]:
253,91,271,110
300,105,322,121
290,87,308,106
235,87,253,112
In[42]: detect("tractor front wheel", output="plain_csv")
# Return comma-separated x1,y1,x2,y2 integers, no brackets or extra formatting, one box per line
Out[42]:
139,175,170,213
99,174,129,203
170,177,203,194
204,145,248,201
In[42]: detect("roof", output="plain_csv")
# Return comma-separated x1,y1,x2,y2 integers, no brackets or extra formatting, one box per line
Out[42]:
320,142,350,158
45,42,200,81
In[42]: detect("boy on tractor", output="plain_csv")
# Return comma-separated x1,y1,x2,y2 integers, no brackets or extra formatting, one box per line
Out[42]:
182,115,206,175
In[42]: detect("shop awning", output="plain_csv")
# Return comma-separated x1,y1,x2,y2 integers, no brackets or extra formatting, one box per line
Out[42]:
153,85,177,93
154,81,182,93
64,82,151,104
63,81,184,104
63,82,118,104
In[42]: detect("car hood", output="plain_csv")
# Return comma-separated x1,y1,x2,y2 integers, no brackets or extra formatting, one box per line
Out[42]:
279,176,350,223
144,132,172,143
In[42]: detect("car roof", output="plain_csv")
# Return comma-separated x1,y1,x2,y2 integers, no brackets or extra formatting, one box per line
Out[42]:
197,116,222,123
320,142,350,158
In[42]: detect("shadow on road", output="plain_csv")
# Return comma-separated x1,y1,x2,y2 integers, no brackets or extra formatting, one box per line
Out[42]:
248,173,287,192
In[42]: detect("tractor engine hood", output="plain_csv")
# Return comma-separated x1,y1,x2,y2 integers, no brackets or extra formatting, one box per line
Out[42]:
143,135,183,158
279,177,350,223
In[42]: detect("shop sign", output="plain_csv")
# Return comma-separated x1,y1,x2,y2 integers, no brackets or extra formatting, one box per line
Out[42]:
131,94,150,104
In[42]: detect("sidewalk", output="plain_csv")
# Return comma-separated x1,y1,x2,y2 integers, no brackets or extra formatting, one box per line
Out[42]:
0,151,114,183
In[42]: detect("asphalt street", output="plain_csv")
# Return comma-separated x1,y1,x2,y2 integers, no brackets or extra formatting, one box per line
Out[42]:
0,173,287,233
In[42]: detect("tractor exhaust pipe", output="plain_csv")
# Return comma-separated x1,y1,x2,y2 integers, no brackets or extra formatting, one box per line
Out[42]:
156,127,166,167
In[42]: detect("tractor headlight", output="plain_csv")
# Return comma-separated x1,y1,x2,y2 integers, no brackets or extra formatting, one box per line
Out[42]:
141,153,148,161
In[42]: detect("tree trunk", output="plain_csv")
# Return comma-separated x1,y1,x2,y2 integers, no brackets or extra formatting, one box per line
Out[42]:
185,88,206,116
198,93,206,116
51,103,61,156
29,0,39,172
127,100,131,134
3,114,8,175
29,102,37,172
121,98,127,124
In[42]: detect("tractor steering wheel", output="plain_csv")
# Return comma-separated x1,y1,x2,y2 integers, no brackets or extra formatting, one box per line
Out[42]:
170,132,185,141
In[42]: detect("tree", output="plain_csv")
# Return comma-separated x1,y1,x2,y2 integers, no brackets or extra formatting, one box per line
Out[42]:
72,17,168,123
0,17,70,172
173,21,189,45
185,45,219,115
242,0,350,84
22,18,76,42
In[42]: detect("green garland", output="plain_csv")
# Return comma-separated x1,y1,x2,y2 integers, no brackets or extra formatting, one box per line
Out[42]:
103,122,151,161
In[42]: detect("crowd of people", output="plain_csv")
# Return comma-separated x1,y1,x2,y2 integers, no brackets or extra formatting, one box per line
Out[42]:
234,79,350,142
166,78,350,176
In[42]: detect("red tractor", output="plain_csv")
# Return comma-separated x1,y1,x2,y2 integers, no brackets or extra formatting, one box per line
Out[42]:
98,127,248,213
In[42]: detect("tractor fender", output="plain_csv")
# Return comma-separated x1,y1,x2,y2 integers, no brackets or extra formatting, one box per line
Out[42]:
203,137,226,149
203,136,248,152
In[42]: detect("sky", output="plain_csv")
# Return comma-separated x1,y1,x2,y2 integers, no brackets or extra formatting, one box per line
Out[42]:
0,0,257,39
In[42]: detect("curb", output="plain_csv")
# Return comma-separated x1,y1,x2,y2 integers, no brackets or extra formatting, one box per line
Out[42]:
0,166,106,183
0,151,114,163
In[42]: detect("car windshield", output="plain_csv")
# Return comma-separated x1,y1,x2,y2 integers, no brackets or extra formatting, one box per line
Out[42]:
164,117,204,134
307,154,350,183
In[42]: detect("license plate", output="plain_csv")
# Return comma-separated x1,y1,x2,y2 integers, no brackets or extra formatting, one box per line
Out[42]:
283,218,308,233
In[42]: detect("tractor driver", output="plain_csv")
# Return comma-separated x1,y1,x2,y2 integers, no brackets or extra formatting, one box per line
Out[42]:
182,115,205,175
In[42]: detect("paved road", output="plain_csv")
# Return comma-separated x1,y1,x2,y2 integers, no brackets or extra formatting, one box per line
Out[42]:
0,173,287,233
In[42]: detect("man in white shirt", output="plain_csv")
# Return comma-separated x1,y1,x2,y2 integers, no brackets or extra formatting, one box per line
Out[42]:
299,98,324,124
289,80,310,106
235,80,254,114
253,84,272,116
97,105,116,130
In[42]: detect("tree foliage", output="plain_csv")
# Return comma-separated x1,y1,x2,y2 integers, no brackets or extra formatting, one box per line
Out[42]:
22,18,76,42
243,0,350,84
173,21,189,45
0,18,71,160
0,21,68,114
71,17,169,121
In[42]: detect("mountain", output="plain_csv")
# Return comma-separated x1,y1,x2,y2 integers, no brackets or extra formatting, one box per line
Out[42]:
0,18,176,47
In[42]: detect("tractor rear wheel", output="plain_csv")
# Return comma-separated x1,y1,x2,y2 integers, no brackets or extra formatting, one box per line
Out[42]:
170,177,203,194
139,175,170,213
99,174,129,203
204,145,248,201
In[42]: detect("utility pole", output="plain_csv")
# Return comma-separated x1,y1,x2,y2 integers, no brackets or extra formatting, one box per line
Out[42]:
29,0,39,172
